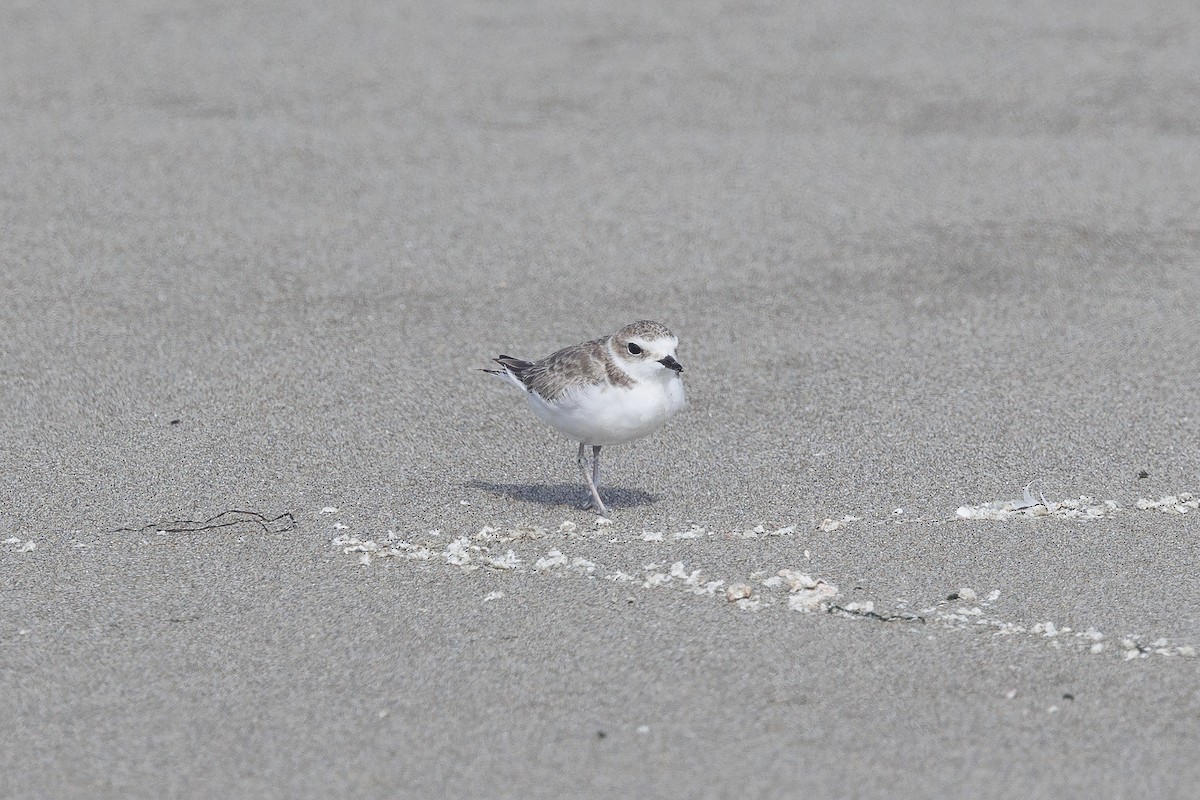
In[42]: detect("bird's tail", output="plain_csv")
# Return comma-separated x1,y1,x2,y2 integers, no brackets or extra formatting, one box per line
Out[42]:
481,355,532,392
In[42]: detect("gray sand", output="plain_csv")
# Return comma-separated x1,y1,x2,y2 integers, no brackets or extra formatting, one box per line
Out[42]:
3,1,1198,797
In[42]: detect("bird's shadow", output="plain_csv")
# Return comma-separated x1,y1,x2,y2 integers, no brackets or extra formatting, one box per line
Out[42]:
464,480,660,510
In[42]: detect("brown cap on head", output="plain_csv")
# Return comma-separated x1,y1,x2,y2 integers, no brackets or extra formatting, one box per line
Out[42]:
614,320,675,342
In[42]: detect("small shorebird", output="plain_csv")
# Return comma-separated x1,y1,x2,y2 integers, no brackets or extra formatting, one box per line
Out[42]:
484,320,686,516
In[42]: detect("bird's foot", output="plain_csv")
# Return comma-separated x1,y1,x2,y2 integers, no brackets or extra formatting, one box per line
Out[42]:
581,496,609,516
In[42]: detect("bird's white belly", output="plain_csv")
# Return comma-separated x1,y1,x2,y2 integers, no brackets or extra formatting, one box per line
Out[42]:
528,376,685,446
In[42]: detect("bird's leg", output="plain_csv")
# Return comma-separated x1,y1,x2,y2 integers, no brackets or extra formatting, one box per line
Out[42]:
577,442,609,516
592,445,602,491
577,442,592,509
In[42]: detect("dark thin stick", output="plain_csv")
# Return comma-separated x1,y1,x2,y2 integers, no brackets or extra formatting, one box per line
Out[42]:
110,510,296,535
827,604,926,624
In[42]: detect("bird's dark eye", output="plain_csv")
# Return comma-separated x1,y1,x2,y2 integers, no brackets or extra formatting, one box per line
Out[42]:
627,343,643,355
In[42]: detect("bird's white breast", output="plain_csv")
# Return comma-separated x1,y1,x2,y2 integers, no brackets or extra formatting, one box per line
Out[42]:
527,373,685,446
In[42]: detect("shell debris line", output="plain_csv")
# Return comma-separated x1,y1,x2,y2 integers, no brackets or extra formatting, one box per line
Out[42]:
327,514,846,615
324,506,1195,661
731,523,801,539
956,484,1200,520
1136,493,1199,514
919,588,1196,660
956,496,1119,520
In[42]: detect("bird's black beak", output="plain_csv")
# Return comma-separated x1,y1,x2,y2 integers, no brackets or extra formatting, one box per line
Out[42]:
658,355,683,373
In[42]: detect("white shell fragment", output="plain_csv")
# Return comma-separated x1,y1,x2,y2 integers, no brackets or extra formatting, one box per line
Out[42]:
781,570,839,612
1033,621,1059,637
725,584,753,602
787,585,839,612
570,557,597,574
778,570,820,592
643,572,671,588
534,550,569,571
818,516,861,533
486,550,521,570
444,537,472,566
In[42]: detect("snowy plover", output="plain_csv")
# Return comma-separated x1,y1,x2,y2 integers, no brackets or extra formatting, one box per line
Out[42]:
484,320,686,516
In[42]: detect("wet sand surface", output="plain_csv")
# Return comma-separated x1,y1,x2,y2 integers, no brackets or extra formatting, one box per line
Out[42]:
3,1,1199,797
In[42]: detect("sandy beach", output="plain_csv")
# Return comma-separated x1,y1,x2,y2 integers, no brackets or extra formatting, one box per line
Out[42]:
3,1,1198,797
